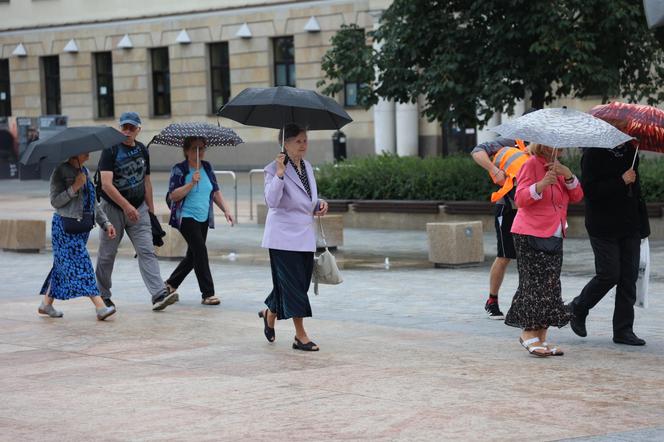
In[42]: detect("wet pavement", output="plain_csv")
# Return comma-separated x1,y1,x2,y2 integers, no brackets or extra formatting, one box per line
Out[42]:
1,174,664,441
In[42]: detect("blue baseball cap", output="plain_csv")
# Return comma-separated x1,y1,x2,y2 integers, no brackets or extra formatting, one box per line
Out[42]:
119,111,141,127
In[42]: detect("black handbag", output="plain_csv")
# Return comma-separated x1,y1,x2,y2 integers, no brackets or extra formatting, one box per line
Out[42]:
527,235,563,254
62,172,95,234
62,212,95,234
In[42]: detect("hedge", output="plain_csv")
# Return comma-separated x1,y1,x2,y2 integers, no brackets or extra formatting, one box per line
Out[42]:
316,153,664,203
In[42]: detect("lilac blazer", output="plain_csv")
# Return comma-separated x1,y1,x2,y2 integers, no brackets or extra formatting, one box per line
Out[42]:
261,159,319,252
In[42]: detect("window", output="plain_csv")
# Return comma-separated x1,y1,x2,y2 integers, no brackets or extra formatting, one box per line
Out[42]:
273,37,295,87
344,81,363,107
151,47,171,116
0,59,11,117
209,42,230,113
94,52,114,119
41,55,61,115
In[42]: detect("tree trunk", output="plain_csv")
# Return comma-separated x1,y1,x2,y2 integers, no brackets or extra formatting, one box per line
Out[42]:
530,89,545,110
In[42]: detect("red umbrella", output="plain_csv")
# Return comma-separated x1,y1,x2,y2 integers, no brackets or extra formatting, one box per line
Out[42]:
589,102,664,166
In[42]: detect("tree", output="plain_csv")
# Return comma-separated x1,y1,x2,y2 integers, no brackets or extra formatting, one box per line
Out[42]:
318,0,664,129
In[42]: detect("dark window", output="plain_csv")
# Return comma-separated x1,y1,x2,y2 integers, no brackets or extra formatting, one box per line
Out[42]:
209,42,230,113
0,59,11,117
42,56,61,115
273,37,295,87
151,47,171,116
94,52,114,119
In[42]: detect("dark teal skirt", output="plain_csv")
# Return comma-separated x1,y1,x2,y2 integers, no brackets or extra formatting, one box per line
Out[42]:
265,249,314,320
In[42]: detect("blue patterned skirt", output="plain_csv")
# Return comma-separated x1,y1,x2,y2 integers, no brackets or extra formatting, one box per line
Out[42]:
265,249,314,320
40,214,98,300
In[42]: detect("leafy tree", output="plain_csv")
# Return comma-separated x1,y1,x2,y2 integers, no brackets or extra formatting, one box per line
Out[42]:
318,0,664,129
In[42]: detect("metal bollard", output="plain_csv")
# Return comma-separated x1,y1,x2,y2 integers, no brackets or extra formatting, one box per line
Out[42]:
213,170,238,224
248,168,264,221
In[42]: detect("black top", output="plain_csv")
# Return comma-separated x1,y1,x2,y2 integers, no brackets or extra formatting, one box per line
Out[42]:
581,143,650,239
97,142,150,208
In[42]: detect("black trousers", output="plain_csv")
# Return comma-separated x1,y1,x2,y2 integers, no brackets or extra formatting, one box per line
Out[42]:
167,217,214,298
572,235,640,334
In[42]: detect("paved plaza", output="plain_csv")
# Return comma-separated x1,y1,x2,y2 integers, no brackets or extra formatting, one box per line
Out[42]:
1,175,664,441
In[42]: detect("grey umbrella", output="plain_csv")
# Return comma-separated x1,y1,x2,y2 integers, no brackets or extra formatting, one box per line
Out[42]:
644,0,664,28
491,107,633,149
19,126,126,165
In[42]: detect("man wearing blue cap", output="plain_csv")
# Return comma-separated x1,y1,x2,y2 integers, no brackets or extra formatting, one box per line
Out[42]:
95,112,178,311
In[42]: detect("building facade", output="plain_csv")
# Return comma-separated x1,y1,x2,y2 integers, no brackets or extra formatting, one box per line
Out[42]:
0,0,452,169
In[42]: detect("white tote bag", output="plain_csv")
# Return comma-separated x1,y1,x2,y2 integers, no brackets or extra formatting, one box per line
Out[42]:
312,216,343,295
636,238,650,309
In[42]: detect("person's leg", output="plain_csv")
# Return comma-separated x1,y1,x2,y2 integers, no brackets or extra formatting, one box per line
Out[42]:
571,236,620,316
189,220,215,299
95,201,126,301
167,218,196,290
486,204,515,318
489,257,511,295
520,328,549,356
125,203,171,304
293,317,318,349
38,283,63,317
613,236,641,336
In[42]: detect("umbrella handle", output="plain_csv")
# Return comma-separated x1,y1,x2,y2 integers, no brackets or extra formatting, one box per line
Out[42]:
631,145,640,169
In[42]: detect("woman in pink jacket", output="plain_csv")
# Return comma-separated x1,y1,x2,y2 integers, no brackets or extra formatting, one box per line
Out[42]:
258,124,329,351
505,144,584,357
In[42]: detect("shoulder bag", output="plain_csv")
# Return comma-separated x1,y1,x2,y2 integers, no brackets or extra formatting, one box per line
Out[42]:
312,216,343,295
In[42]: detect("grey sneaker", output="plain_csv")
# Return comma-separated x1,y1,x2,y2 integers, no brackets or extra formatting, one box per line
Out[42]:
165,283,179,303
152,291,178,311
38,303,64,318
96,306,116,321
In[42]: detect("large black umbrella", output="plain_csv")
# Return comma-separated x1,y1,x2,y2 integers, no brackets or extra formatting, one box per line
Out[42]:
217,86,353,131
147,122,243,148
19,126,126,165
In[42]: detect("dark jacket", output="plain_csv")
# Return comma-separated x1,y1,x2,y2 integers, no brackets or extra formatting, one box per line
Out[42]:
581,143,650,239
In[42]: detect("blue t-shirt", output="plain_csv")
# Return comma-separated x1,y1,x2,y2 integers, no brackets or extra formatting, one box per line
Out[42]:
181,169,213,222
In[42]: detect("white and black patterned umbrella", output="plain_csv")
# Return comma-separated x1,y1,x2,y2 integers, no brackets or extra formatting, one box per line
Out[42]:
491,107,633,148
148,122,243,148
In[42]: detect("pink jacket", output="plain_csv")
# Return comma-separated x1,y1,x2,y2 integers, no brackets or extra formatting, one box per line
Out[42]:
511,155,584,238
261,159,319,252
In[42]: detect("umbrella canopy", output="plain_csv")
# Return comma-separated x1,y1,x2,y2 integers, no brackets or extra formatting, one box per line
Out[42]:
589,102,664,153
19,126,126,165
491,107,633,148
217,86,353,130
148,122,243,148
644,0,664,28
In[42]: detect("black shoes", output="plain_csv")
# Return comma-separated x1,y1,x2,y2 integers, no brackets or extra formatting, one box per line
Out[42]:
152,291,178,311
103,298,116,309
485,300,504,320
258,309,275,342
569,305,587,338
613,331,646,346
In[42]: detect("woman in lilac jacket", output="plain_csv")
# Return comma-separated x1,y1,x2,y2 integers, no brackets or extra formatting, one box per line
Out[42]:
259,124,329,351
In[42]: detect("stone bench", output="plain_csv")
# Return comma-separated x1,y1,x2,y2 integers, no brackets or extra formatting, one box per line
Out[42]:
426,221,483,266
155,223,187,260
353,200,444,214
0,219,46,253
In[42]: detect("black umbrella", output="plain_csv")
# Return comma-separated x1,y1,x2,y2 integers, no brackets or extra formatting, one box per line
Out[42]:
218,86,353,131
19,126,126,165
147,122,243,148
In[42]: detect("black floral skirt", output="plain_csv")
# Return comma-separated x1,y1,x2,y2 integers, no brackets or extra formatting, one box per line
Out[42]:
505,234,571,330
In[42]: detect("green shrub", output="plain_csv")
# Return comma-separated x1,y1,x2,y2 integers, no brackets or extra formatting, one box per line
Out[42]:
316,153,664,202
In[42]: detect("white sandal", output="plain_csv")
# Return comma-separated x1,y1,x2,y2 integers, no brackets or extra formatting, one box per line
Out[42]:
543,342,564,356
519,337,551,357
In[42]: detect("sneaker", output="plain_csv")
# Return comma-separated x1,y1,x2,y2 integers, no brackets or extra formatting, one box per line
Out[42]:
38,303,64,318
165,283,179,303
485,299,505,320
96,306,116,321
103,298,115,309
152,290,178,311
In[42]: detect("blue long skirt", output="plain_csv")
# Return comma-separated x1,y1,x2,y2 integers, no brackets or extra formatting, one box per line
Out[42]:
265,249,314,320
39,214,98,300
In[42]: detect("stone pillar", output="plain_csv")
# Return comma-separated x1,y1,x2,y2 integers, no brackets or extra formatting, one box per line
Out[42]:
371,13,395,154
395,101,418,156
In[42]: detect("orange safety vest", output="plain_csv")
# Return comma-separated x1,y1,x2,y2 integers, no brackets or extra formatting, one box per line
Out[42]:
489,139,529,203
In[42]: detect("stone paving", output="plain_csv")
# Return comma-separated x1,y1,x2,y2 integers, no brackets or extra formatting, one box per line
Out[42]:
1,176,664,441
